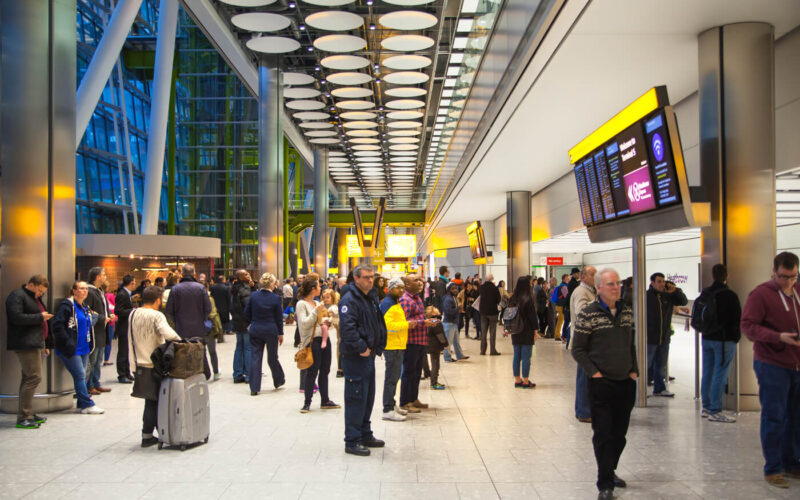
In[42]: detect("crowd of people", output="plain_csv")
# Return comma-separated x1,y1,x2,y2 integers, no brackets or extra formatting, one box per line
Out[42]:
5,253,800,496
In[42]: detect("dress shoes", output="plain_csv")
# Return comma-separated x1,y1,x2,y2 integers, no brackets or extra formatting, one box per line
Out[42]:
613,474,626,488
411,399,428,409
597,489,614,499
96,386,111,393
345,443,370,456
88,388,101,395
118,377,133,384
361,437,385,448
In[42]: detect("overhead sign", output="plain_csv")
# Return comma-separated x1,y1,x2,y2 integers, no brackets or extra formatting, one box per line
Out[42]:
466,221,487,264
386,234,416,257
346,234,362,258
546,257,564,266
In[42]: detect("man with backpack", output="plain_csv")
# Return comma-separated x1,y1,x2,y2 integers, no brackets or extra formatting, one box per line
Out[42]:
692,264,741,423
552,274,570,341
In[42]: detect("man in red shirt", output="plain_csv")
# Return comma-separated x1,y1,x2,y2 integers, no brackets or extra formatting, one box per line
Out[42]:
399,274,437,412
741,251,800,489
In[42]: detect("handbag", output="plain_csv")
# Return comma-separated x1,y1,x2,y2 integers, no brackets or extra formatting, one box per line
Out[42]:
294,324,316,370
129,310,160,401
169,339,206,379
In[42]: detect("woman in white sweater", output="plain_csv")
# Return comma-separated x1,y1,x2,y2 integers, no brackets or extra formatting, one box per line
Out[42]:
128,286,180,447
295,274,340,413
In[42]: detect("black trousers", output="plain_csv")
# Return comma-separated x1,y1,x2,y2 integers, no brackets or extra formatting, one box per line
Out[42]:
537,311,548,337
143,398,157,435
400,344,425,406
304,338,331,405
249,333,285,392
588,377,636,491
116,327,132,379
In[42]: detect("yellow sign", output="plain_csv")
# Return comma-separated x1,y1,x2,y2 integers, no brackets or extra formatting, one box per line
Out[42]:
434,249,447,258
346,235,363,258
385,234,417,258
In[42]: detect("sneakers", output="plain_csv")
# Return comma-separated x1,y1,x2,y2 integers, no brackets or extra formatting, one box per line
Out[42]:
15,419,39,429
459,356,470,361
394,405,408,416
33,415,47,424
411,399,428,409
251,391,258,396
80,406,105,415
117,377,133,384
765,474,790,489
701,409,710,418
707,412,736,423
653,390,675,397
399,404,421,414
213,373,221,381
321,400,341,409
141,436,159,448
300,404,310,413
382,410,407,422
274,380,285,390
431,383,446,390
577,416,592,423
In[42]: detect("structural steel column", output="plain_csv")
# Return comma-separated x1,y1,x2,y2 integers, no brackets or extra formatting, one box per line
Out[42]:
313,148,329,275
257,57,283,276
1,0,77,413
632,235,648,408
698,23,775,411
75,0,143,147
140,0,178,234
337,228,349,278
506,191,531,288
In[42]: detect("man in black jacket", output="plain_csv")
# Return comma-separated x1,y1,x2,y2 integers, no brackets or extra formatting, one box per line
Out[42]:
5,275,53,429
114,275,136,383
431,266,449,310
165,264,212,339
646,272,688,397
85,267,114,395
210,276,232,334
562,267,581,344
572,268,637,499
230,269,253,383
339,264,387,457
479,274,502,355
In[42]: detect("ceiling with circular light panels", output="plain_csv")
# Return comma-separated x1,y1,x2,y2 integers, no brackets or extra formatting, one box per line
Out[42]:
214,0,501,208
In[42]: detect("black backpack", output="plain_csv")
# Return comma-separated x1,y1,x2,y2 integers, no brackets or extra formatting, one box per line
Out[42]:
691,287,724,334
502,305,526,335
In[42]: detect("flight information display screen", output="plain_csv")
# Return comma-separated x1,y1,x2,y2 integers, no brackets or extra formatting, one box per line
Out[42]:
572,109,683,227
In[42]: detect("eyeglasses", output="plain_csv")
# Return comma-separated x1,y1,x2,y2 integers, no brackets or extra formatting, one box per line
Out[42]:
777,273,798,281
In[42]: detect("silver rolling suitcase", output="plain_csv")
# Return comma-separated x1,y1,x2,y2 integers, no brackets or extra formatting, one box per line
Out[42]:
157,373,210,450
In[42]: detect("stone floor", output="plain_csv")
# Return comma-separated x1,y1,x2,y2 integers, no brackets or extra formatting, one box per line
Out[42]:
0,323,792,499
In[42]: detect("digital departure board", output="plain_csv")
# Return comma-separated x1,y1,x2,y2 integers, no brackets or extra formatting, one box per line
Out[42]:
571,109,683,227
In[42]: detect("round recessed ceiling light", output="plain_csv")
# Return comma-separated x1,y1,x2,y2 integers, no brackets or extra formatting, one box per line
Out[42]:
386,99,425,110
246,36,301,54
305,11,363,31
383,71,429,85
346,129,380,137
350,137,380,144
304,130,338,137
385,87,427,98
331,87,373,99
352,145,381,151
293,111,329,120
387,110,424,120
326,72,372,85
388,129,421,137
231,12,291,32
381,34,434,52
386,120,421,129
283,72,315,86
390,144,419,151
389,137,420,144
379,10,437,31
336,100,374,110
298,121,333,129
342,120,378,129
321,55,370,70
355,151,382,157
283,87,321,99
219,0,277,6
314,34,367,53
285,99,325,110
340,111,377,120
382,55,432,70
309,138,341,144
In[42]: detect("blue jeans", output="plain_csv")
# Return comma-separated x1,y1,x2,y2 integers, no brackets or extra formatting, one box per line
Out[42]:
342,354,376,446
700,339,737,414
382,350,404,412
86,347,103,389
647,343,669,393
56,352,94,409
575,364,591,419
442,322,465,361
512,344,533,378
753,360,800,475
233,332,251,380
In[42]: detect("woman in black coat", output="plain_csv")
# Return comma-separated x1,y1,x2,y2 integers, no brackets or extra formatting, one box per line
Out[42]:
244,273,285,395
508,276,540,388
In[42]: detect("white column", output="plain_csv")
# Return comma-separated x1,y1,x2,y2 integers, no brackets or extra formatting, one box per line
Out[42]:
75,0,143,148
140,0,178,234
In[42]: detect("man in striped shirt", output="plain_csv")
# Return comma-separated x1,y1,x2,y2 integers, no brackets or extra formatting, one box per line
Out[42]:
399,274,436,412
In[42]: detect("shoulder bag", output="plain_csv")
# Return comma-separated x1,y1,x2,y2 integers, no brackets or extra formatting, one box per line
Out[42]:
129,310,160,401
294,315,316,370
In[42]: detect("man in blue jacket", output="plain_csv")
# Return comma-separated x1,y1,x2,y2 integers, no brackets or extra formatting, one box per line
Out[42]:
339,265,387,456
165,263,212,339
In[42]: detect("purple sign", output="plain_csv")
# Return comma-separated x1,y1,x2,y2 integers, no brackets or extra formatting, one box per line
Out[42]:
623,166,656,214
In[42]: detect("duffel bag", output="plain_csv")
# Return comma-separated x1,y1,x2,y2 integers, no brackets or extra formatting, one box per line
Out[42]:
169,338,206,379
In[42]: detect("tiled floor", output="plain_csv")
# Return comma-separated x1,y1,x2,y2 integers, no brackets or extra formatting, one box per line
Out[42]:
0,324,792,499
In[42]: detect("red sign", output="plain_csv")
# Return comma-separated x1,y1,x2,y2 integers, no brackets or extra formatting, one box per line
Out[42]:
546,257,564,266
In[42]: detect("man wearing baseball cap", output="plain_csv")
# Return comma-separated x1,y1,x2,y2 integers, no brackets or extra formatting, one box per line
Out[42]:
380,277,410,421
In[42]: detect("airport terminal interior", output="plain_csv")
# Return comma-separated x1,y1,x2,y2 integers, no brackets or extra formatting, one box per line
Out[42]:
2,0,800,499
